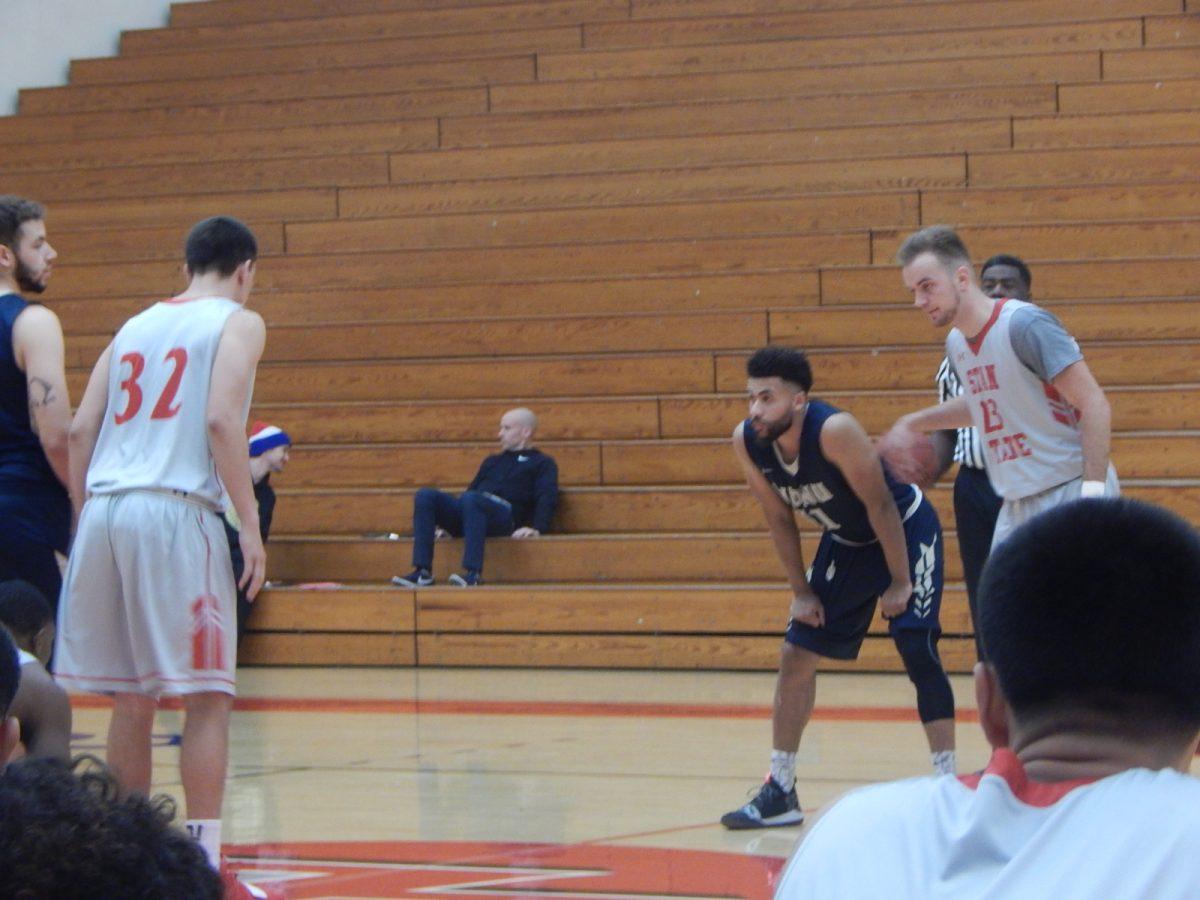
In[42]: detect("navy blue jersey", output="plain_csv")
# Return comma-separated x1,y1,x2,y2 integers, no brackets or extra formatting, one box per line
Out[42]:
0,293,69,551
742,399,916,545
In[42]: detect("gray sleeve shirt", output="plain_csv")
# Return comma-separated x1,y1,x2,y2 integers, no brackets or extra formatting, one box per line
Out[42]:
1008,305,1082,383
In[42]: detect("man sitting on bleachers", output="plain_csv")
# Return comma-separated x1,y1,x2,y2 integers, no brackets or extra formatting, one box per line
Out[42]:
776,497,1200,898
393,408,558,587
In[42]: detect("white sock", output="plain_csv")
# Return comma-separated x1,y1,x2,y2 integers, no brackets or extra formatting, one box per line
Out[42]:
186,818,222,869
770,750,797,791
932,750,956,776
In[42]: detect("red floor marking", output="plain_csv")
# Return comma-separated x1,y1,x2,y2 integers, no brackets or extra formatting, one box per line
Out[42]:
68,693,981,723
225,840,786,899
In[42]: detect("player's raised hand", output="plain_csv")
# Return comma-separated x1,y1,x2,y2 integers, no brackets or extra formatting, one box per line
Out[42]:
879,579,913,619
790,591,825,627
239,528,267,601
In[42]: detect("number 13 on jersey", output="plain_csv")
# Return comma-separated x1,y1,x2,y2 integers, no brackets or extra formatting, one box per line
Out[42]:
114,348,188,425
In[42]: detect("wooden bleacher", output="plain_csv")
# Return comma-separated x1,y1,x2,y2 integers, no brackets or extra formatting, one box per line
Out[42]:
7,0,1198,672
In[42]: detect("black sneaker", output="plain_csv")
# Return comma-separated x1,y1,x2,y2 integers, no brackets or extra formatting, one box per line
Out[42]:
448,570,481,587
720,777,804,829
391,568,434,588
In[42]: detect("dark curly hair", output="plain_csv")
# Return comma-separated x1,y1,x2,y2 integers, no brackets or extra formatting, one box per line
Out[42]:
746,346,813,392
0,580,52,646
0,756,222,899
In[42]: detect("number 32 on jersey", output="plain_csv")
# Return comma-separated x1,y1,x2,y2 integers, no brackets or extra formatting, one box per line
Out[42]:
113,348,188,425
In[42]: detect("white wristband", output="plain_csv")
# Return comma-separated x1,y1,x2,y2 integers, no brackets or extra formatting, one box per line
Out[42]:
1080,480,1106,499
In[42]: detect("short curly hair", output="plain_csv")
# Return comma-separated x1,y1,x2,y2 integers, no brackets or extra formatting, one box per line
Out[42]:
0,579,52,645
746,346,813,392
0,756,222,899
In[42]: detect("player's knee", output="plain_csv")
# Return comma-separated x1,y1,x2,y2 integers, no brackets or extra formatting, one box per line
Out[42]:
894,629,954,723
181,691,234,719
413,487,439,509
779,641,821,678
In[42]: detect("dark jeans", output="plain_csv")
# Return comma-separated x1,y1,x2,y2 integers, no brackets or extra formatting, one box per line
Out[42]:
412,488,515,574
953,465,1003,661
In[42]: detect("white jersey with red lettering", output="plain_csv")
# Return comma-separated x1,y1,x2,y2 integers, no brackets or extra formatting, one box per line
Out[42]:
86,297,244,507
945,299,1083,500
776,749,1200,899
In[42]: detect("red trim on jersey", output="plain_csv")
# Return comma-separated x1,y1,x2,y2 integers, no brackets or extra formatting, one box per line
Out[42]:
957,748,1099,807
965,297,1010,355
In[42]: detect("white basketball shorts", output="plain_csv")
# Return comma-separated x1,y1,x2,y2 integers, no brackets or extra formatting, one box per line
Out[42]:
992,463,1121,551
55,490,237,697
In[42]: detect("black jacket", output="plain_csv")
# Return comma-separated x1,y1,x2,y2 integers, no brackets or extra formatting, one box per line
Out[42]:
469,448,558,532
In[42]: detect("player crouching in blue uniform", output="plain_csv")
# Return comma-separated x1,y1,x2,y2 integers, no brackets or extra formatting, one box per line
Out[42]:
721,346,955,829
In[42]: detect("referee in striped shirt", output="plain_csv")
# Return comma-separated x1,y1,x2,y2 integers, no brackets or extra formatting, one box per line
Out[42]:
932,254,1032,660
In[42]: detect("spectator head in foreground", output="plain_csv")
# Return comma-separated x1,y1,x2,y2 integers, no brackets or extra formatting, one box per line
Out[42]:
977,497,1200,771
0,756,222,898
775,498,1200,898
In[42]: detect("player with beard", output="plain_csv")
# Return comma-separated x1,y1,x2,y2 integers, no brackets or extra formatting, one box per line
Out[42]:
0,197,71,612
720,346,955,830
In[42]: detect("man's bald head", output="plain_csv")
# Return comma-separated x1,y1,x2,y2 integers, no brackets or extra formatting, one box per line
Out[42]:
499,408,537,451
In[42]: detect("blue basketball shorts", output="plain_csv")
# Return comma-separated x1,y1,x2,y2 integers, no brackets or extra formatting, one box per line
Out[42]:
785,496,943,660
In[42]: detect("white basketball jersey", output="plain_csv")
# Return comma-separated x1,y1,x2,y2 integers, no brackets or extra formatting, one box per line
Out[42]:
945,299,1083,500
87,297,244,506
777,749,1200,899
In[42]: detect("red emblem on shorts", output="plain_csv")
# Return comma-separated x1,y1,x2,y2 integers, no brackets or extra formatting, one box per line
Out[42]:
191,593,225,671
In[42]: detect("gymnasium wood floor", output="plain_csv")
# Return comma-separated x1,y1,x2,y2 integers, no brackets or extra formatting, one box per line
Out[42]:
69,666,1004,898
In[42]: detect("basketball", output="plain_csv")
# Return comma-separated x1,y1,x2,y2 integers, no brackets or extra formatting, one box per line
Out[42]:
876,425,941,486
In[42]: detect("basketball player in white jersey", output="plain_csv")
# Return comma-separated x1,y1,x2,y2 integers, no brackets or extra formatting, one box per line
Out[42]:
885,225,1116,548
776,498,1200,898
55,217,266,872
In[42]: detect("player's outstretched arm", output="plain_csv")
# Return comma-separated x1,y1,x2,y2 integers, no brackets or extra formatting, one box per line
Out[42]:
732,423,822,624
1051,359,1112,485
821,414,912,618
67,344,113,521
209,309,267,599
896,395,972,434
12,305,71,489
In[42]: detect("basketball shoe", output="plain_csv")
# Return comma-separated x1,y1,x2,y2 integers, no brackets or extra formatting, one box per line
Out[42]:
392,568,434,587
448,570,481,587
720,776,804,829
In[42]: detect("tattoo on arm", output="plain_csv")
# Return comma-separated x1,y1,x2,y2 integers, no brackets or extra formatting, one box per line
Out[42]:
28,376,56,409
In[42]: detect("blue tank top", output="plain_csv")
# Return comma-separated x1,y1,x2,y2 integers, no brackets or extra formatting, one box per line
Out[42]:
0,292,70,550
742,399,916,545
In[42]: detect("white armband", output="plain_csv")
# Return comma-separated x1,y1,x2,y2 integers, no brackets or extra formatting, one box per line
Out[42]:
1080,480,1106,499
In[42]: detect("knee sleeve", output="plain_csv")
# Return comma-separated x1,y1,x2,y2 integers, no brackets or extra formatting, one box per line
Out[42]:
894,629,955,723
